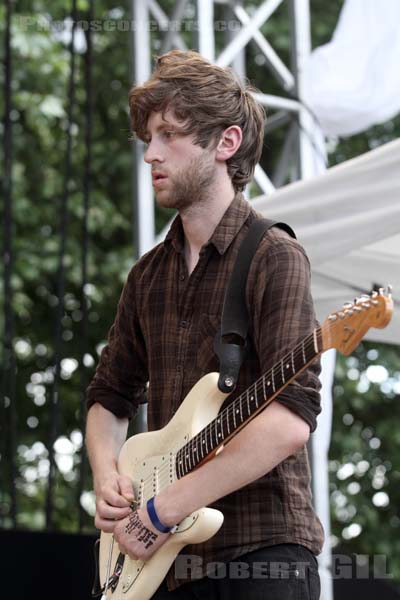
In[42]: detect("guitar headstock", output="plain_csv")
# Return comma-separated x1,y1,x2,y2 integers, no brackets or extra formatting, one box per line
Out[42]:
321,287,393,355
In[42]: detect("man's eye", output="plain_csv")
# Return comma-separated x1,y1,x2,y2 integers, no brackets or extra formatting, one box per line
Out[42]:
162,130,176,140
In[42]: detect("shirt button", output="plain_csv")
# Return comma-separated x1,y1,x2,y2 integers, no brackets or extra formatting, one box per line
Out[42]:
180,320,188,328
179,274,185,281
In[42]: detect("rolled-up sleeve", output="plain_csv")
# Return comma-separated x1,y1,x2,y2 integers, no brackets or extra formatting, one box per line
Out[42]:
86,266,148,419
248,233,321,432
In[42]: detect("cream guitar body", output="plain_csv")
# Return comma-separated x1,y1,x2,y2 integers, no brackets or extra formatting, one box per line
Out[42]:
99,372,227,600
96,289,393,600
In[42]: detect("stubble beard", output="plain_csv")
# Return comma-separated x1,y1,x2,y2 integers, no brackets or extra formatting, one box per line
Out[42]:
155,152,217,211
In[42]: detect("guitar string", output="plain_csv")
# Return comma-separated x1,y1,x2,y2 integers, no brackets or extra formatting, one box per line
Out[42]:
176,328,320,477
136,328,322,495
135,305,373,496
140,328,324,495
139,328,322,494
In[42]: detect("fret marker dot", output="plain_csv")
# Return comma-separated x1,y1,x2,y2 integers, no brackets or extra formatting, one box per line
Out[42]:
286,364,290,369
267,381,271,386
236,409,239,414
218,433,221,437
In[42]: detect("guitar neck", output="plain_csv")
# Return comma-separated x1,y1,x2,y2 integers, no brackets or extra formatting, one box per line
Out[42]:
176,326,323,478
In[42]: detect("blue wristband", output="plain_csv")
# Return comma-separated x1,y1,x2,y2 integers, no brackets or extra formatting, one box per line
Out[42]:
146,497,174,534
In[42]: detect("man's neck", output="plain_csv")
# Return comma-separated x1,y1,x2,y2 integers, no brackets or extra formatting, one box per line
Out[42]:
179,179,236,265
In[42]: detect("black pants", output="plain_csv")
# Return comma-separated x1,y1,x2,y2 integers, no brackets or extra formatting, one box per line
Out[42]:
152,544,320,599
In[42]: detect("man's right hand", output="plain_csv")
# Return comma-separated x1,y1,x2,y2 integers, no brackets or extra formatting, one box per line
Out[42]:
94,470,135,533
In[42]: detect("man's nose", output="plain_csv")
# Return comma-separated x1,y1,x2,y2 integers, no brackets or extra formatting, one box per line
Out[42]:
144,139,164,164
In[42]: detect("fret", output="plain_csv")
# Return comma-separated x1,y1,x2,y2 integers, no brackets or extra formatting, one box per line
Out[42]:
313,329,319,354
181,450,186,476
254,386,259,408
271,369,276,393
191,440,198,468
239,396,243,423
291,349,295,375
233,402,237,429
185,442,191,473
262,376,266,400
191,445,196,469
226,408,231,435
294,344,304,372
178,453,183,478
212,419,219,449
199,435,205,460
216,418,223,444
301,340,306,365
204,429,210,455
274,364,283,391
188,440,194,471
317,327,323,352
246,389,251,416
306,337,315,363
208,422,215,451
185,445,191,473
205,429,209,455
281,358,285,384
222,414,227,439
190,440,196,468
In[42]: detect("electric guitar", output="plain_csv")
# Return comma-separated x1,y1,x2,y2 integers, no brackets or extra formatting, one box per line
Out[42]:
95,288,393,599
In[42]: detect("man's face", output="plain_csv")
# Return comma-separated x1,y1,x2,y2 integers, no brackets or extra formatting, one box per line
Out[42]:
144,110,217,211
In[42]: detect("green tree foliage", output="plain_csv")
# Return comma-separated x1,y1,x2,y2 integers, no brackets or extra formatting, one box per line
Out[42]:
0,1,399,575
331,342,400,579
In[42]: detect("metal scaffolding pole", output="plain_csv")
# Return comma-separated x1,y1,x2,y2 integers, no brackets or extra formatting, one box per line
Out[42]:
131,0,154,257
130,3,332,598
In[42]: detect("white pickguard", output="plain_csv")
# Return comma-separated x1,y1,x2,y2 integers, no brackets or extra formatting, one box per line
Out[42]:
99,372,227,600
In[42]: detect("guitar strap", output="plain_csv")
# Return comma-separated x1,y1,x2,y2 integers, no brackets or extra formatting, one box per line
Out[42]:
214,217,296,393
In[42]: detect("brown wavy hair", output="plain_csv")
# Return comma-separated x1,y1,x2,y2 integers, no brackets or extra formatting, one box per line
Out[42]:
128,49,265,192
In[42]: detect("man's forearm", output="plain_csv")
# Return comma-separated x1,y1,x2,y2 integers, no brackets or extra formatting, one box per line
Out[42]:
86,402,129,485
155,401,310,527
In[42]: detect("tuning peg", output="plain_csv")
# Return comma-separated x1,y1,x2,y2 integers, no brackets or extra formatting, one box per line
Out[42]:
343,302,353,309
371,290,378,298
387,284,393,298
360,294,370,301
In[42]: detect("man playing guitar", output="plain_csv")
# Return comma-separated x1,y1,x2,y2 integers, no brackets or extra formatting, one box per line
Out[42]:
86,49,323,599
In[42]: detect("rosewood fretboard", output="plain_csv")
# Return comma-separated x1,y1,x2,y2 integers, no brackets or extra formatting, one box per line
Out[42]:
175,327,322,478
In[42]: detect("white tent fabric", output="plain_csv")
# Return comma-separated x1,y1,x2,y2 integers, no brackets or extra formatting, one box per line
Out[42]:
253,138,400,345
304,0,400,137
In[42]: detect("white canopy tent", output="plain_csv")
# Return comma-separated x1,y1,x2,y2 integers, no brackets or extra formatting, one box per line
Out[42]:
252,137,400,344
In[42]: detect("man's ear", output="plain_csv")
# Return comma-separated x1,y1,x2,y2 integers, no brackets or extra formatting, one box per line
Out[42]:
215,125,243,161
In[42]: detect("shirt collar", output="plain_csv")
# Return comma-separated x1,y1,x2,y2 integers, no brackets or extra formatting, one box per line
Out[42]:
164,192,251,256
